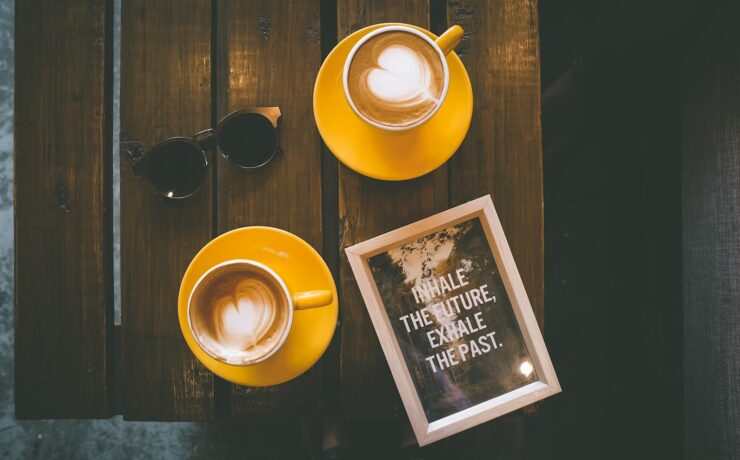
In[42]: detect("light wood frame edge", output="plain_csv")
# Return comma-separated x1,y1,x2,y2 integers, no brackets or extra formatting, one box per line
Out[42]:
345,195,560,446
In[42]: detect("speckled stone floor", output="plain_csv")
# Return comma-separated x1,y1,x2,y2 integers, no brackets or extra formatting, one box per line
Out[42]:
0,2,308,458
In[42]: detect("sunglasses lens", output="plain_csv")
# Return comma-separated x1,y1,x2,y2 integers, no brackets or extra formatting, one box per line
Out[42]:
218,113,277,168
148,140,207,198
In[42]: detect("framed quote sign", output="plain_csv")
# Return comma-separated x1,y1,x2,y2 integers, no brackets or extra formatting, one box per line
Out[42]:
345,195,560,445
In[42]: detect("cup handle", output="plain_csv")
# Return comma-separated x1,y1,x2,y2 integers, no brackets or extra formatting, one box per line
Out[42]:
435,25,464,55
293,290,333,310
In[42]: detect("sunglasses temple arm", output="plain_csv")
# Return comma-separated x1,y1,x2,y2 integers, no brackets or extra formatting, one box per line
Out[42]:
122,140,148,176
265,107,281,127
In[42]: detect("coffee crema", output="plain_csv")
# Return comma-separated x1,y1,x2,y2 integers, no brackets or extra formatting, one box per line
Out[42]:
347,30,445,128
189,266,290,364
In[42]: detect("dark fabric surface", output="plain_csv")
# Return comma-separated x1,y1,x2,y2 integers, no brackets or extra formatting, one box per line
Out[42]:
682,8,740,459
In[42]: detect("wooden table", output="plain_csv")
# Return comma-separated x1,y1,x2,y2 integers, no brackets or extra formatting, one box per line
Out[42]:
15,0,542,451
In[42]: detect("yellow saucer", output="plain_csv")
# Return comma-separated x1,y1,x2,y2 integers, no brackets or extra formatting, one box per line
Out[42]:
178,227,338,386
313,23,473,181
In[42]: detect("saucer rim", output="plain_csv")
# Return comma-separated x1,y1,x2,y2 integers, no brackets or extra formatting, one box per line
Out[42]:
178,225,339,387
313,22,473,181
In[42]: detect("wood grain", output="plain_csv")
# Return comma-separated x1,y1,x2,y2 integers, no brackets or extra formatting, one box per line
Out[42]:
337,0,449,419
430,0,544,454
447,0,544,326
14,0,114,419
119,0,215,420
219,0,324,416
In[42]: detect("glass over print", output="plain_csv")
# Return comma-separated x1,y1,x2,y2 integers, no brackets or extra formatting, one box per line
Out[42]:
367,218,537,422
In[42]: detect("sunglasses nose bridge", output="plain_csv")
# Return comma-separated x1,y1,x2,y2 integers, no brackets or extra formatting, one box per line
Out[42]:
193,128,216,150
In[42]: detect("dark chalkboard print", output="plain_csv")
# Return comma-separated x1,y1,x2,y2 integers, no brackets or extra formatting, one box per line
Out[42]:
368,218,537,422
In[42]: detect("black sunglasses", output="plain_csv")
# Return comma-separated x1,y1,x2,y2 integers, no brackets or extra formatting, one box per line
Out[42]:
132,107,281,199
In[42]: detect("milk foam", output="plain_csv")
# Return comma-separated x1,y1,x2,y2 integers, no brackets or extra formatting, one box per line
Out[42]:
366,45,434,105
191,268,288,363
346,30,445,127
213,278,277,351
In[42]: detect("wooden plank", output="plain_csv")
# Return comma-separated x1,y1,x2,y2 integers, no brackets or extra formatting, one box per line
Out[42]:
536,2,686,457
447,0,544,325
219,0,324,416
337,0,449,419
14,0,114,419
120,0,214,420
601,48,683,459
318,0,343,419
432,0,544,454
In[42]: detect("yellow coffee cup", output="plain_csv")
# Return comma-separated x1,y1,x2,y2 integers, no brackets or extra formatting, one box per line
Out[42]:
187,259,333,366
342,24,464,131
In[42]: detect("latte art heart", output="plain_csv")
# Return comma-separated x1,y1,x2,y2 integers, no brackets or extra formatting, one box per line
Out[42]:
347,30,445,128
190,267,290,363
366,45,434,105
214,278,278,350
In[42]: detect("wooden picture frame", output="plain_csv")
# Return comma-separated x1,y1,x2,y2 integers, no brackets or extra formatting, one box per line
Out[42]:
345,195,560,445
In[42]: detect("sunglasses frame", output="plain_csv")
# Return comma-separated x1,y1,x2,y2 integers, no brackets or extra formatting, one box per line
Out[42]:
132,107,282,199
215,107,282,170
